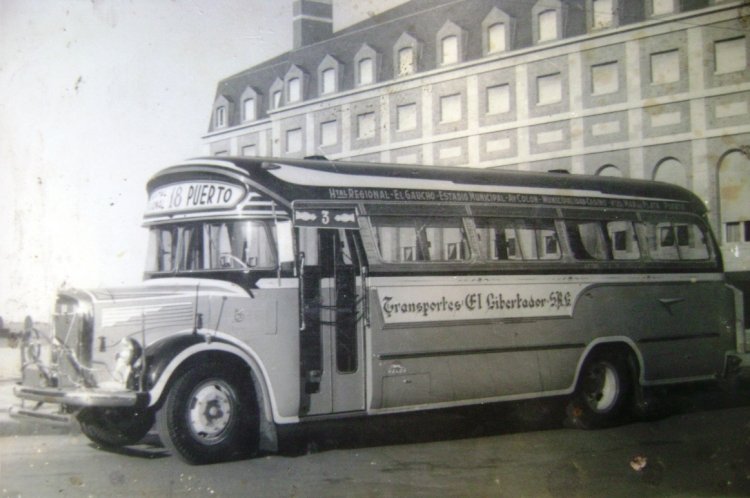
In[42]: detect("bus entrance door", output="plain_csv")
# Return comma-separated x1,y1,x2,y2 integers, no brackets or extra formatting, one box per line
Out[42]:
300,228,365,415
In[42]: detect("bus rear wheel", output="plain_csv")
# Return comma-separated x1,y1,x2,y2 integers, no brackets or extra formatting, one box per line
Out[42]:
566,352,631,429
156,361,258,465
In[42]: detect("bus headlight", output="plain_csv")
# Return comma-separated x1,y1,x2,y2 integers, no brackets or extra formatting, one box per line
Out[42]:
113,338,142,385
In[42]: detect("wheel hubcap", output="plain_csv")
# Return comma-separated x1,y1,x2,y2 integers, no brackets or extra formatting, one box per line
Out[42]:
187,380,236,442
584,362,619,413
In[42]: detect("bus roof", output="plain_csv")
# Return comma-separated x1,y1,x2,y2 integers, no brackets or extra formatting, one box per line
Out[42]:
147,156,706,215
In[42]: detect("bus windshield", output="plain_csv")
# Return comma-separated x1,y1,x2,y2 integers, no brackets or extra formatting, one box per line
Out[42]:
145,219,278,273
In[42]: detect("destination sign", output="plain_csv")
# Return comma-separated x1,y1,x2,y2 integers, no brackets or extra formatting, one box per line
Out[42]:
325,187,686,211
146,181,246,214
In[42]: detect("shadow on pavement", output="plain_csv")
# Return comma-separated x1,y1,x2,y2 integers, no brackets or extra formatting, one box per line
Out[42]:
107,380,750,461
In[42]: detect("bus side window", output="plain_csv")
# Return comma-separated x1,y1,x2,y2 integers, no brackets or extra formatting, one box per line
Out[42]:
641,221,710,261
371,216,469,263
607,221,640,260
566,221,610,260
475,218,559,261
677,223,710,260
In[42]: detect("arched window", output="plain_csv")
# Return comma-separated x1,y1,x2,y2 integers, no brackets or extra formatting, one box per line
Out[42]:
441,36,458,65
591,0,614,29
538,10,558,41
482,7,514,56
596,164,623,177
393,33,420,78
317,55,341,96
398,47,415,76
215,106,226,128
488,24,506,53
288,78,301,103
653,158,687,187
719,150,750,250
355,44,379,86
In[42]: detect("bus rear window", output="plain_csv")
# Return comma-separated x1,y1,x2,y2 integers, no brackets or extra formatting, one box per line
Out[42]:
475,218,560,261
371,216,469,262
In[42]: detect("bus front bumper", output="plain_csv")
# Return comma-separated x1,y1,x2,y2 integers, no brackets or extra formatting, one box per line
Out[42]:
10,384,147,426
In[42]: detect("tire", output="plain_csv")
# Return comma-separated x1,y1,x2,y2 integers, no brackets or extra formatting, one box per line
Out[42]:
566,352,631,429
156,361,259,465
77,407,154,447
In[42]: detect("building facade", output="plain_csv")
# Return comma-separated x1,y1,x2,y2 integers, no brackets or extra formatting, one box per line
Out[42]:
203,0,750,273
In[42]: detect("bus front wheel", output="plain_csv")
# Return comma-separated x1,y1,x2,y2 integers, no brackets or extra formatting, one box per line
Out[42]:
77,407,154,448
156,361,259,464
566,352,631,429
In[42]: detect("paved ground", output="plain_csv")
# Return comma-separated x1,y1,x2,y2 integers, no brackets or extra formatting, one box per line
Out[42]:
2,392,750,497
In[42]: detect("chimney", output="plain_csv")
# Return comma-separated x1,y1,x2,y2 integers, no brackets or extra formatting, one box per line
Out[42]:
293,0,333,49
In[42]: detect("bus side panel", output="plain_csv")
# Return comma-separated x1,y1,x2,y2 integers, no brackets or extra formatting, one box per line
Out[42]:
367,276,734,411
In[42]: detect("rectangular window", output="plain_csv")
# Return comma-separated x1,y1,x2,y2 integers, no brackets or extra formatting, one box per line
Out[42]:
592,0,613,29
724,221,749,243
320,120,337,146
359,58,374,85
440,94,462,123
398,47,415,76
243,98,255,121
357,112,376,139
487,84,510,114
371,216,469,263
441,35,458,65
286,128,302,153
538,10,558,42
537,73,562,105
488,23,506,53
272,91,282,109
396,103,417,131
641,221,710,260
475,218,560,261
715,37,747,74
651,50,680,85
321,68,336,94
241,144,257,157
591,62,618,95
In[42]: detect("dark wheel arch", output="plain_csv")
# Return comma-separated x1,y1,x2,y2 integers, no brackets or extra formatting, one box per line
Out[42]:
566,344,637,429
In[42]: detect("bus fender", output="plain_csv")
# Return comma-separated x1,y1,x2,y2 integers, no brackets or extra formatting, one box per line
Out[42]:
142,332,278,452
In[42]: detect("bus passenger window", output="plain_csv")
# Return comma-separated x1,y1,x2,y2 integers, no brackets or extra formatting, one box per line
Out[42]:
475,218,560,261
640,221,710,261
566,221,610,260
370,216,469,262
607,221,640,260
676,223,710,260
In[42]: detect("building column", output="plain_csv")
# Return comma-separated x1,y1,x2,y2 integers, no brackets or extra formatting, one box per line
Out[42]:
466,75,480,167
625,39,645,180
515,63,530,171
568,50,584,174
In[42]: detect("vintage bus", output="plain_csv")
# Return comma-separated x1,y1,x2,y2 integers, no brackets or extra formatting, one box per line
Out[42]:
12,157,747,464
